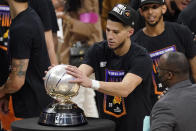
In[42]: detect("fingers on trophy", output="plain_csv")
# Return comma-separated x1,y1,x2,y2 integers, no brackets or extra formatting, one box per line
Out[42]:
39,64,87,126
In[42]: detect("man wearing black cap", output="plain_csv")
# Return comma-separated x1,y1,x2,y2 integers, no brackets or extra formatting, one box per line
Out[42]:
132,0,196,103
65,4,153,131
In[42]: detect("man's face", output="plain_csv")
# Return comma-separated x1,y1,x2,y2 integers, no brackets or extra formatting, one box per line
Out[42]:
157,56,171,88
140,4,167,27
106,20,131,50
174,0,191,11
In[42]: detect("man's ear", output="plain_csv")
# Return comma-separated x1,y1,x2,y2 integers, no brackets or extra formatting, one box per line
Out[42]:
128,27,134,37
168,72,173,80
161,4,167,14
139,8,144,16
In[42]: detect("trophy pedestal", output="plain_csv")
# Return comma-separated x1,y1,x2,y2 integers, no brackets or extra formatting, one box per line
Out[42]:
38,102,87,126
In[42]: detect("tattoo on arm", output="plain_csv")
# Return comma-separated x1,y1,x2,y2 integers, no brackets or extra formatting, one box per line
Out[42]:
11,60,27,77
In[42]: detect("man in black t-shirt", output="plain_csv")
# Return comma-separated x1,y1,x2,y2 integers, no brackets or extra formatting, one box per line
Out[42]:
0,0,52,118
0,0,11,130
177,0,196,41
65,4,153,131
132,0,196,103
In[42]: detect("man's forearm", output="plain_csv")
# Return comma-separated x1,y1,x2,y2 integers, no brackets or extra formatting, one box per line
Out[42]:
0,59,29,96
0,80,17,98
45,30,58,65
1,76,22,95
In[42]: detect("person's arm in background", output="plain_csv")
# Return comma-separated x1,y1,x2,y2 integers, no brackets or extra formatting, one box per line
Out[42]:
0,59,29,113
63,0,103,46
183,27,196,83
45,30,58,64
49,0,60,52
0,59,28,95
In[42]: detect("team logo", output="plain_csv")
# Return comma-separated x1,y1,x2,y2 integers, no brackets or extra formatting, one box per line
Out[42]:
124,11,130,17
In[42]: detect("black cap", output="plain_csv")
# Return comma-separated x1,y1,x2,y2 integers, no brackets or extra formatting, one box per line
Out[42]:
140,0,165,7
108,4,138,28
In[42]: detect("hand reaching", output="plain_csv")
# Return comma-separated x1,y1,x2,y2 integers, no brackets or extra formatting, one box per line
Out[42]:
43,64,56,80
65,65,92,88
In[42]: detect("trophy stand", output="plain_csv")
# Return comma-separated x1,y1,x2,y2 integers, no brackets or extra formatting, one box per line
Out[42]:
39,96,87,126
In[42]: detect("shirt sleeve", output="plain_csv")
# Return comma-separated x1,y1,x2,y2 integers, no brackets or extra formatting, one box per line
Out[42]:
10,26,32,59
29,0,52,31
177,25,196,58
150,102,175,131
82,44,97,69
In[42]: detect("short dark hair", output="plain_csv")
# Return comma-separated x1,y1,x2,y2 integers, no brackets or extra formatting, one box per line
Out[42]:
14,0,28,2
164,51,189,75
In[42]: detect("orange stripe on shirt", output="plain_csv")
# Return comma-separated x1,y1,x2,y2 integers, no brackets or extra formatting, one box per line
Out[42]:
0,45,7,51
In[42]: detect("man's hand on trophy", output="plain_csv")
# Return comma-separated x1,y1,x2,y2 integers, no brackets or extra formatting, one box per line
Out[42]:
43,64,56,80
66,65,92,88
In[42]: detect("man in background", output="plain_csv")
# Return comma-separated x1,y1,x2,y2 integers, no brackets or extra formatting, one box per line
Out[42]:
151,51,196,131
132,0,196,103
0,0,52,128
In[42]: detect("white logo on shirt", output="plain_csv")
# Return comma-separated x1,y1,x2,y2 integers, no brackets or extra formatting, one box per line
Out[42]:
100,61,107,67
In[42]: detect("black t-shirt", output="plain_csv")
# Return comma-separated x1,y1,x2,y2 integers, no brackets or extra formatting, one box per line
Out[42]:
29,0,59,32
83,41,153,131
0,0,10,86
9,7,52,118
177,0,196,39
132,22,196,102
48,0,59,33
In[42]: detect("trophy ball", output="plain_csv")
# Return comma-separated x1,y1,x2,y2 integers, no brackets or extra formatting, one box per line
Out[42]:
44,64,79,101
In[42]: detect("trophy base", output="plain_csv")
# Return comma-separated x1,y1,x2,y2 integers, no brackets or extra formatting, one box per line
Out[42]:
38,102,87,126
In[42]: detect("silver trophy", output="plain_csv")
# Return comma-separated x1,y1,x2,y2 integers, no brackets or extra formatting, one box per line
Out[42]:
38,64,87,126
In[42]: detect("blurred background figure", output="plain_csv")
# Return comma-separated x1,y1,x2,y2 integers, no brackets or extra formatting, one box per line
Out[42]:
164,0,191,22
177,0,196,41
57,0,103,65
52,0,65,54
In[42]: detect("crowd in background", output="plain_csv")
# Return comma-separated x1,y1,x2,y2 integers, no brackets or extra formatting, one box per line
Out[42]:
0,0,196,131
